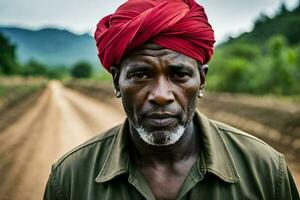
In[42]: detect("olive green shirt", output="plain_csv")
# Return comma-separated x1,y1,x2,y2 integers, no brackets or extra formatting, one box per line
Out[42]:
44,111,299,200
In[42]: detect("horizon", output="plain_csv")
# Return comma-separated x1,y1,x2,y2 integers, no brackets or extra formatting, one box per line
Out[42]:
0,25,93,37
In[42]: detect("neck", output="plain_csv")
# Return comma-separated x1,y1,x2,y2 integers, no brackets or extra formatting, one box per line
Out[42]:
129,122,200,166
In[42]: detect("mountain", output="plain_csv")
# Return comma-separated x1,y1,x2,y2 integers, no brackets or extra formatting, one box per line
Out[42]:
226,2,300,45
0,26,100,68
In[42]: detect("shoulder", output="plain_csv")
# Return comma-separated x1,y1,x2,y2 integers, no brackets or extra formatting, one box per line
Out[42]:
213,119,282,155
44,124,123,199
209,120,300,199
210,119,284,171
51,124,121,172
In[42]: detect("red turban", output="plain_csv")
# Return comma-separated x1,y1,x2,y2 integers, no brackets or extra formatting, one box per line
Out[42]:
94,0,215,71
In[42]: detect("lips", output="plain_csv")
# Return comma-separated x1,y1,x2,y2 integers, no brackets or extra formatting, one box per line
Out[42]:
143,113,179,128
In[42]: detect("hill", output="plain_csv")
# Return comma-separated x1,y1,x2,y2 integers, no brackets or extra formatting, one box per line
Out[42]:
208,3,300,95
226,2,300,45
0,27,100,68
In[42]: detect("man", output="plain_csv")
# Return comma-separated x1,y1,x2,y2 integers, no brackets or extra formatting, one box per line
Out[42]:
44,0,299,199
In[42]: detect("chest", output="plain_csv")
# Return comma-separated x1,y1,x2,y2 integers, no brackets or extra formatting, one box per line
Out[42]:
139,161,195,200
146,170,186,199
69,173,273,200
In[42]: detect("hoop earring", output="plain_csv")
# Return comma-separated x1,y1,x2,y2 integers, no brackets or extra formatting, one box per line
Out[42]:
198,91,204,98
115,90,121,98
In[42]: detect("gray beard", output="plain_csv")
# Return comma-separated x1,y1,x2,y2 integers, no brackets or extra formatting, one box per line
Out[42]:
133,124,186,146
125,98,197,146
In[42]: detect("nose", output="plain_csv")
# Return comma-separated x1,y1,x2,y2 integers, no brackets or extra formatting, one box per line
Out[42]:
148,76,174,106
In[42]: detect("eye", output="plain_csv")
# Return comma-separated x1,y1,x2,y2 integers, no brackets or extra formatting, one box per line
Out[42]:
130,72,151,81
172,71,191,80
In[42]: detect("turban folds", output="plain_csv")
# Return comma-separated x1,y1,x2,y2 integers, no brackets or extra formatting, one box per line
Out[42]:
94,0,215,71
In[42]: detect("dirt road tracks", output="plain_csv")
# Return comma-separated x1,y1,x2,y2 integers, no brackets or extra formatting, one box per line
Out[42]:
0,81,125,200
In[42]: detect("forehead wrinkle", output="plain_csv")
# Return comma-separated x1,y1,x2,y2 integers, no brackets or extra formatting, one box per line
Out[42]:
134,49,181,68
121,45,198,72
121,57,156,73
167,52,198,69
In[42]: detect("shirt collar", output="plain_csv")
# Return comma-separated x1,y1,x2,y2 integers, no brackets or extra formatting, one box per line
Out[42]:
95,111,240,183
195,111,240,183
95,120,130,183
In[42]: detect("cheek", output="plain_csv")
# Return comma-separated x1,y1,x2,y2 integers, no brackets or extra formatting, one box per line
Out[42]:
120,84,146,114
177,81,200,109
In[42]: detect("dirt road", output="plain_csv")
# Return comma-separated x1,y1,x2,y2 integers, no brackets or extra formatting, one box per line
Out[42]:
0,81,125,200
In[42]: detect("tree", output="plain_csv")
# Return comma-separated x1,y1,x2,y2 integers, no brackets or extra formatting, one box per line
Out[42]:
218,58,250,93
296,0,300,12
267,35,294,94
225,43,260,60
21,60,49,77
279,2,288,15
71,61,92,78
0,33,19,75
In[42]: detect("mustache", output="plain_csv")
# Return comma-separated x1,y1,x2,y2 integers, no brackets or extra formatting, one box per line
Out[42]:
139,107,182,119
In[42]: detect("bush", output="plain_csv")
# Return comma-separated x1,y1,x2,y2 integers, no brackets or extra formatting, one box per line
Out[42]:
207,34,300,95
71,61,92,78
21,60,49,77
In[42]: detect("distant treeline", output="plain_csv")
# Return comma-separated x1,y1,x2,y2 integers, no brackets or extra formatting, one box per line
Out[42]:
227,2,300,45
207,2,300,95
0,32,93,79
208,35,300,95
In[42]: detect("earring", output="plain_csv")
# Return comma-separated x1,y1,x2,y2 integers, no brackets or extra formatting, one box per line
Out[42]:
198,91,204,98
115,90,121,98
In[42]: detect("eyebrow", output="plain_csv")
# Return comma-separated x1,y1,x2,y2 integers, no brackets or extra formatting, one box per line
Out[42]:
169,63,194,73
126,63,152,74
124,62,195,74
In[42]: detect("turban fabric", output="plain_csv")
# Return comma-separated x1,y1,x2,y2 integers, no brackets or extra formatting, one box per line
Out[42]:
94,0,215,71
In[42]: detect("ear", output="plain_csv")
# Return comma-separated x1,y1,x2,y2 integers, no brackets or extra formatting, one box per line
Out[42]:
110,66,120,93
199,64,208,95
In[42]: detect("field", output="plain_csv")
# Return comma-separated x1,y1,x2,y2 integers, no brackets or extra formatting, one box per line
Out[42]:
0,79,299,199
0,76,47,108
0,76,47,132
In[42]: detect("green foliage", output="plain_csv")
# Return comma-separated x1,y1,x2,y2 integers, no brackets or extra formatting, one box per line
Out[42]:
208,34,300,95
71,61,92,78
0,32,69,79
91,70,112,82
210,4,300,96
223,43,260,60
220,59,250,92
279,2,288,15
21,60,48,76
47,66,70,79
0,33,19,75
20,60,68,79
268,35,287,56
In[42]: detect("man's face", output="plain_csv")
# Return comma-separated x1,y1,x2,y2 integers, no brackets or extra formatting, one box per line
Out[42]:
113,43,205,146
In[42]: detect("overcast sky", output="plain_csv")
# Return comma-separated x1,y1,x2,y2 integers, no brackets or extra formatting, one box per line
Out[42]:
0,0,298,43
